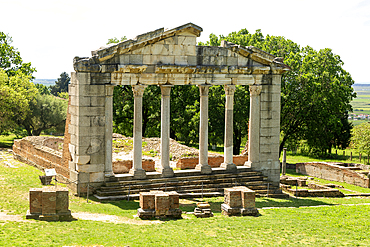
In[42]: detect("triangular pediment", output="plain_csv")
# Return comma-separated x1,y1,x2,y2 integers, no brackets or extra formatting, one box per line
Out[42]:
74,23,289,81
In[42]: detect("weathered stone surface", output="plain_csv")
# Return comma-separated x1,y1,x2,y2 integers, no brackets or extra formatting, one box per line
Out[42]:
29,188,43,214
138,191,182,219
222,186,258,216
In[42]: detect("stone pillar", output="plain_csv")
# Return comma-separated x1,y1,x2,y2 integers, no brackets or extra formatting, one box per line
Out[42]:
160,85,174,177
246,85,262,168
129,85,147,179
221,85,237,172
105,85,114,178
195,85,212,174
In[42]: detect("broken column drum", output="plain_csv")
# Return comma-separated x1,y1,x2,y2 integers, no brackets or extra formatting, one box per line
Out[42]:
68,23,289,194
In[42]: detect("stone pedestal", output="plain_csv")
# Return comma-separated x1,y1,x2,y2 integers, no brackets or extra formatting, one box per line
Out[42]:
221,186,258,216
194,202,213,218
26,187,72,221
137,191,182,219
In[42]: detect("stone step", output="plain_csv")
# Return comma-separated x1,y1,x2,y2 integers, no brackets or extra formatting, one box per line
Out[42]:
102,175,267,189
96,181,270,197
107,168,259,182
94,190,288,201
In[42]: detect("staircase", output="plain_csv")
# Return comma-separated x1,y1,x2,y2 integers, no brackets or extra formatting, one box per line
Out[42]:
94,166,288,201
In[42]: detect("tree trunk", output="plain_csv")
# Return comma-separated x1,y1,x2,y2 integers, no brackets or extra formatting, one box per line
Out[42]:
233,128,241,155
279,135,288,158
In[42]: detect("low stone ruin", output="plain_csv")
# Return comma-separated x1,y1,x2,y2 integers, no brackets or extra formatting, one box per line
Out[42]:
280,176,344,197
296,162,370,188
137,191,182,219
26,187,72,221
194,202,213,218
221,186,258,216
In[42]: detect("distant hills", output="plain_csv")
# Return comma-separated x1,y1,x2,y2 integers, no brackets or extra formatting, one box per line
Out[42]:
33,79,56,86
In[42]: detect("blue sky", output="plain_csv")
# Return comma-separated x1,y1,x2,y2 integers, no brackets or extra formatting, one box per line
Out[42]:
1,0,369,83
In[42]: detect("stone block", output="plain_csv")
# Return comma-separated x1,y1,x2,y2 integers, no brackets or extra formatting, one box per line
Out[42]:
90,97,105,107
224,188,242,208
155,194,170,216
175,56,188,65
91,73,111,85
76,164,104,173
178,35,196,46
129,54,143,65
56,188,69,213
42,188,57,215
89,172,105,183
168,191,179,209
241,188,255,208
140,192,156,210
29,188,43,214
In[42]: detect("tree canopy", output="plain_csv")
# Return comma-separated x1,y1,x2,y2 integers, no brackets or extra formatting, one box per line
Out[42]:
350,123,370,155
50,72,70,96
0,32,36,78
200,29,355,155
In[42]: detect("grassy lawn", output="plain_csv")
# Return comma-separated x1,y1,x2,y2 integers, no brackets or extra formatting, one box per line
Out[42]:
0,134,18,148
1,151,370,246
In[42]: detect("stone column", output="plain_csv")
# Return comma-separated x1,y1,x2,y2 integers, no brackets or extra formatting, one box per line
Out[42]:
160,85,174,177
221,85,237,172
129,85,147,179
246,85,262,169
195,85,212,174
105,85,115,178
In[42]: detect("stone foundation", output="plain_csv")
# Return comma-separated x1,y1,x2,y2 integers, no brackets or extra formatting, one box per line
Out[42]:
176,155,248,169
13,137,70,181
26,187,73,221
221,186,258,216
296,162,370,188
137,191,182,219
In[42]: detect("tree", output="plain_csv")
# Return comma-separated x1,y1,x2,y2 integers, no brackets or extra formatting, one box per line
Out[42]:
0,32,36,77
202,29,355,156
50,72,70,96
19,94,68,136
35,84,50,95
351,123,370,156
0,69,37,133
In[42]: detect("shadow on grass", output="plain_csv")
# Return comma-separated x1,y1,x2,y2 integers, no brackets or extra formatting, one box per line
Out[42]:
256,196,335,208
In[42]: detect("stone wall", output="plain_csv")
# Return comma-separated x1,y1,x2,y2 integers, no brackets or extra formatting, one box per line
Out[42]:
112,159,155,174
176,155,248,169
13,137,70,180
296,162,370,188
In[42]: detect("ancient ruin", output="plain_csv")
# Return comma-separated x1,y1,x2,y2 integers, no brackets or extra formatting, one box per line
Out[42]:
26,187,72,221
221,186,258,216
66,23,289,194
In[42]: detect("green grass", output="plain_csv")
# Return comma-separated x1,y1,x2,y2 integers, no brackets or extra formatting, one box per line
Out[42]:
2,151,370,246
0,135,18,148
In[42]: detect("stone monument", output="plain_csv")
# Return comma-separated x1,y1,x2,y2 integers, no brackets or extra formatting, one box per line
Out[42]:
67,23,289,194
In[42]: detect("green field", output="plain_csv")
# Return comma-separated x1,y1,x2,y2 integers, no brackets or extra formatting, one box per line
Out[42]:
350,84,370,125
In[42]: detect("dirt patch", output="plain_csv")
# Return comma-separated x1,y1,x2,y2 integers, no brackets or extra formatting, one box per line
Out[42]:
72,212,163,225
0,212,32,224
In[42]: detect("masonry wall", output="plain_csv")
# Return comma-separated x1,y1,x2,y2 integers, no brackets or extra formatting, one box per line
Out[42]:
256,74,281,186
67,72,109,192
176,155,248,169
13,137,69,181
296,162,370,188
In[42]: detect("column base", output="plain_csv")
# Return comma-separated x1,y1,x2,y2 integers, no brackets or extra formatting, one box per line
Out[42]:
195,164,212,174
129,168,147,179
160,167,174,178
244,161,260,170
104,171,115,178
220,163,237,172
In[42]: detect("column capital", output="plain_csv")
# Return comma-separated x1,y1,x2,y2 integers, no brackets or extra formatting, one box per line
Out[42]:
249,85,262,96
132,85,147,97
160,85,173,97
105,85,115,97
224,85,236,96
198,84,211,96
